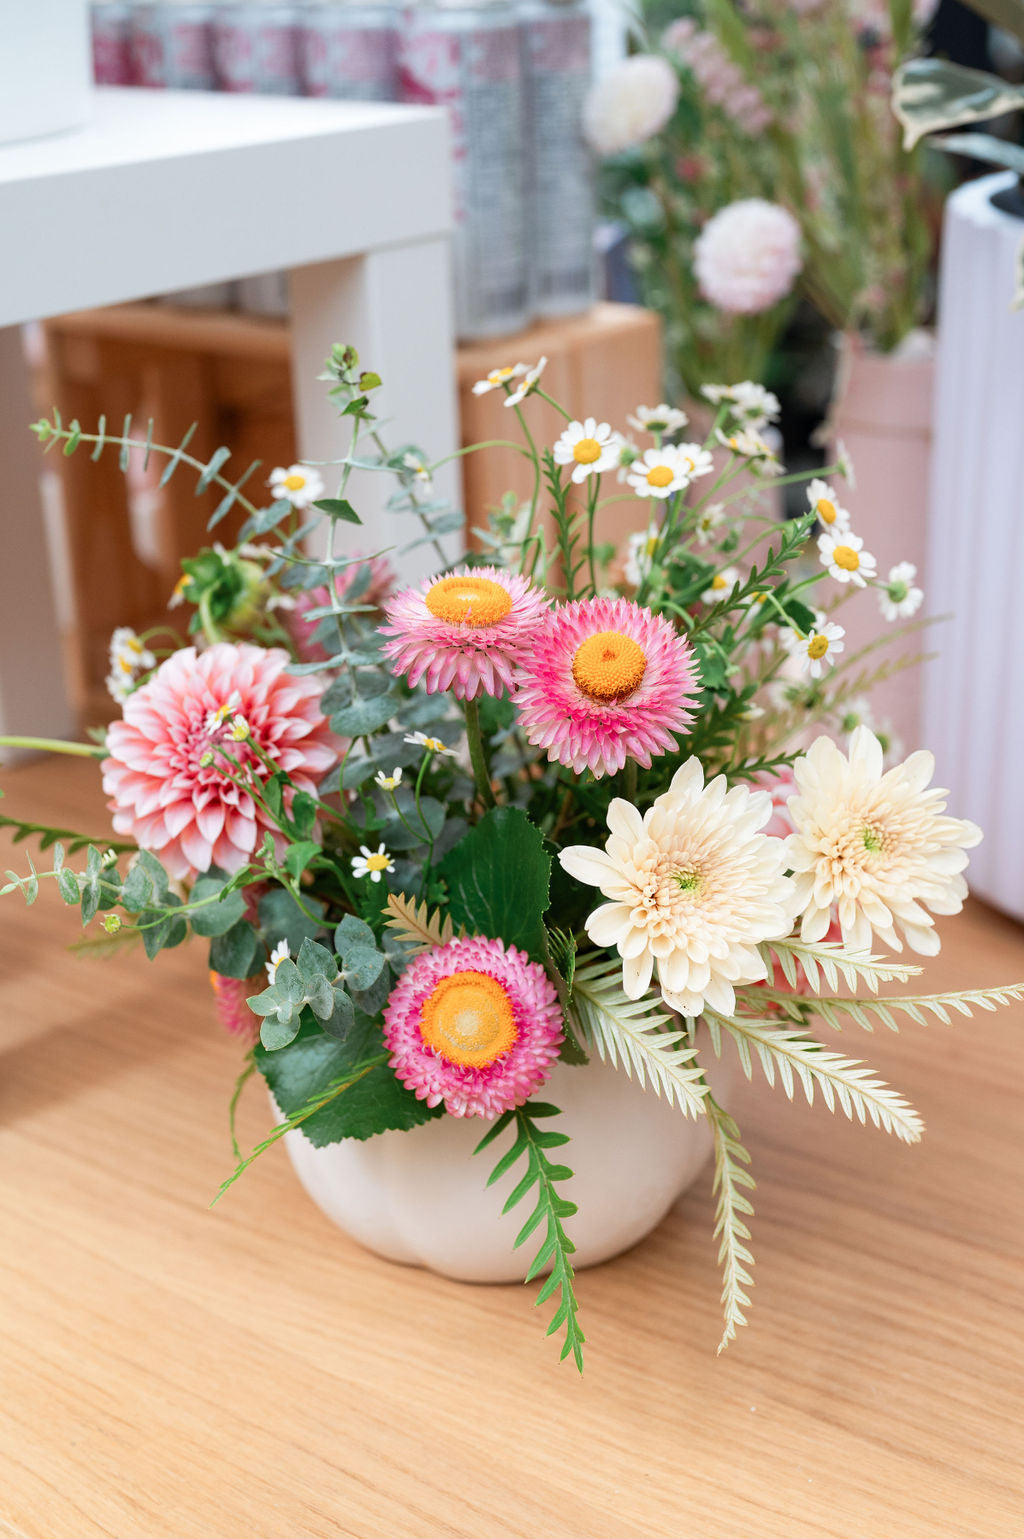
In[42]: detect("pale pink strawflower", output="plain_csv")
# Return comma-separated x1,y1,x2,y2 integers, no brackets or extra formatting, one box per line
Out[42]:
514,596,701,778
102,643,341,880
287,553,396,663
380,566,549,700
383,935,563,1119
209,969,262,1042
694,199,803,315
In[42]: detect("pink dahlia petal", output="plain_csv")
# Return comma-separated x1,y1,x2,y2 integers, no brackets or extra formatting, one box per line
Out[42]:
382,934,564,1119
514,596,701,778
101,643,342,882
379,566,550,701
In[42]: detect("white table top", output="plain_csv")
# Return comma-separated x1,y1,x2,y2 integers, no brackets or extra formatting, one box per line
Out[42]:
0,89,452,326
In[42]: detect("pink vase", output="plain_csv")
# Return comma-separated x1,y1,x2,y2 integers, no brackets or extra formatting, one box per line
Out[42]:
829,330,935,750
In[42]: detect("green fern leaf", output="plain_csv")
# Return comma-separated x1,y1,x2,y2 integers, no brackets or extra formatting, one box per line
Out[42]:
569,954,707,1118
758,981,1024,1033
705,1095,755,1354
760,937,921,995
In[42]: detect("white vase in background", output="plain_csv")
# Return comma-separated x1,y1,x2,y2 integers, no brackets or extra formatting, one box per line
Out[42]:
282,1048,726,1283
1,0,93,148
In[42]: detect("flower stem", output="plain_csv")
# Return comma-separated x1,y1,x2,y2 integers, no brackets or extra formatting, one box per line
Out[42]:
0,736,102,759
462,698,496,810
623,758,638,805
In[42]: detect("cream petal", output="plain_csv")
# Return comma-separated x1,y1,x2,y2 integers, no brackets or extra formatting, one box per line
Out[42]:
622,949,654,999
607,797,645,844
558,845,618,888
586,902,632,947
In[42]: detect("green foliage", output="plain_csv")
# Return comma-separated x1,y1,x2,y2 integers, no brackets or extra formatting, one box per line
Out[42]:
759,937,920,995
475,1103,585,1372
258,887,326,952
439,807,551,961
759,980,1024,1034
705,1096,756,1354
188,870,247,937
0,806,133,858
210,920,262,980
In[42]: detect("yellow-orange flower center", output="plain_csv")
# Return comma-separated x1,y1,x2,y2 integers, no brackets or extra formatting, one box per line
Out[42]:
282,473,307,491
806,635,829,660
832,544,860,572
573,436,603,465
572,630,647,703
425,575,513,627
816,497,837,524
645,464,675,488
711,574,728,591
419,970,518,1068
365,852,390,872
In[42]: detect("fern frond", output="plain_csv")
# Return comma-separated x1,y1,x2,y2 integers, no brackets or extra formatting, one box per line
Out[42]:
569,954,707,1118
758,981,1024,1033
382,891,454,953
474,1103,585,1371
706,1011,924,1143
705,1096,755,1354
760,936,921,995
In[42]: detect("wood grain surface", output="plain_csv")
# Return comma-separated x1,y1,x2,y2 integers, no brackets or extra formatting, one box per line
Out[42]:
1,758,1023,1539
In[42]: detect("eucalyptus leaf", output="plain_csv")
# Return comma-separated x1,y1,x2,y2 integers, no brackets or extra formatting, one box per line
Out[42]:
330,695,396,737
210,920,262,980
189,872,246,937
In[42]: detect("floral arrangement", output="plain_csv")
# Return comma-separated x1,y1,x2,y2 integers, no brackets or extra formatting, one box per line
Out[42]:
587,0,938,400
3,345,1020,1373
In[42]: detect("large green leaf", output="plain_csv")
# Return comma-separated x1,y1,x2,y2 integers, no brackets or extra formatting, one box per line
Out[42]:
438,807,551,960
940,131,1024,178
254,1014,441,1145
893,59,1024,149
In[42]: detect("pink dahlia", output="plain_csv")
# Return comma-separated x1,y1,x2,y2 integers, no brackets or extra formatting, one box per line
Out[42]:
102,643,342,880
382,935,563,1119
694,199,802,315
286,553,396,664
379,566,549,700
209,969,262,1042
514,596,701,777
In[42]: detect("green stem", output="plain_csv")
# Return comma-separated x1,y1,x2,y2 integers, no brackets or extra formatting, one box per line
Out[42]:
462,698,496,810
622,759,638,806
0,736,102,759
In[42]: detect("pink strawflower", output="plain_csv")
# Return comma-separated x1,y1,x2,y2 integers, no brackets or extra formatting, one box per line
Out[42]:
287,553,396,664
753,764,798,840
102,643,342,880
379,565,549,700
694,199,803,315
383,935,563,1119
514,596,701,777
209,969,262,1042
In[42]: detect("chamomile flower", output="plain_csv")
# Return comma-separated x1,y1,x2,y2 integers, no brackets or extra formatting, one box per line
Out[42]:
701,381,780,429
627,403,689,436
109,626,156,677
818,530,877,587
835,694,875,735
806,478,850,533
505,357,547,407
401,452,433,492
266,939,291,986
626,443,711,499
624,526,661,587
693,503,726,545
611,431,640,482
552,418,620,483
716,426,779,467
404,731,458,758
169,573,190,609
472,363,528,396
374,767,403,791
836,439,856,486
879,562,923,621
204,691,243,735
269,464,324,510
352,843,395,883
783,619,845,678
701,566,740,603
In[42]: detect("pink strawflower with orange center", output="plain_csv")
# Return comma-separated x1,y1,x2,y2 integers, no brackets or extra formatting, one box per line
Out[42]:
208,969,262,1042
286,553,396,663
382,935,563,1119
102,643,342,880
379,565,549,699
514,596,701,777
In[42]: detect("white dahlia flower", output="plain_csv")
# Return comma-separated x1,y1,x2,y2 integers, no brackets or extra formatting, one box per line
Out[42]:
582,55,680,156
559,760,795,1017
786,727,982,956
694,199,803,315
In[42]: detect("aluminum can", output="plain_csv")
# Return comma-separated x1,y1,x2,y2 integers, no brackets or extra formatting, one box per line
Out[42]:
399,0,528,340
213,2,303,93
91,2,135,84
129,2,218,89
299,0,398,100
519,0,595,316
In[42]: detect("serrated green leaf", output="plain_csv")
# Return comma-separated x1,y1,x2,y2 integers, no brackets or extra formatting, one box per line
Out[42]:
439,807,551,961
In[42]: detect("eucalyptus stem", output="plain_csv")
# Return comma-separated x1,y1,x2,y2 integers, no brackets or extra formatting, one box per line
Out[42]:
462,698,496,810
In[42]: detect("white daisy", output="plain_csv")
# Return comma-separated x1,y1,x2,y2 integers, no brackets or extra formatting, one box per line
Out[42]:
701,565,740,604
879,561,923,622
269,464,325,510
266,939,291,986
786,726,982,955
204,691,243,735
806,477,850,533
623,526,661,587
401,452,433,493
169,573,190,609
692,502,726,546
783,619,845,678
559,761,795,1016
702,381,780,429
818,530,877,587
716,426,779,467
352,843,395,883
552,418,620,483
374,766,403,791
504,357,547,408
610,431,640,483
626,444,705,499
835,694,874,735
403,731,457,758
472,363,528,396
836,439,856,487
105,670,132,705
109,627,156,678
627,403,689,437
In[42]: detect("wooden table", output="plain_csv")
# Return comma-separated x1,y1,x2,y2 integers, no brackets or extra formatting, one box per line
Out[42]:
2,758,1023,1538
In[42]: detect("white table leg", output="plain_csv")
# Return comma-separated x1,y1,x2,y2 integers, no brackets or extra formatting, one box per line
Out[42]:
289,238,460,583
0,325,73,745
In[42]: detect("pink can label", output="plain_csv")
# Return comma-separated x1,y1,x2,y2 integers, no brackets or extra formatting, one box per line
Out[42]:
92,10,134,85
301,20,397,101
214,19,301,94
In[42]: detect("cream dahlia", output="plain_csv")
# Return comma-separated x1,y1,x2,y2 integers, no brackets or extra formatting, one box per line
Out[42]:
785,727,983,955
380,566,549,700
101,643,341,880
694,200,802,315
514,596,700,777
382,935,563,1118
559,761,795,1016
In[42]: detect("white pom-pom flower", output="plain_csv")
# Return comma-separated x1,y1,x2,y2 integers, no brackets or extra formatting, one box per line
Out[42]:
583,55,680,156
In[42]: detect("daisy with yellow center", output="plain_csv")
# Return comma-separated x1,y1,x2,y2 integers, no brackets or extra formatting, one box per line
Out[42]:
471,362,529,396
383,935,563,1118
700,565,740,604
783,616,845,678
626,443,713,499
269,463,325,510
352,843,395,883
715,427,779,467
403,731,457,757
627,403,689,437
818,530,877,587
374,766,404,791
505,356,547,408
552,417,620,483
380,564,549,699
806,477,850,533
786,726,982,955
623,525,661,587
